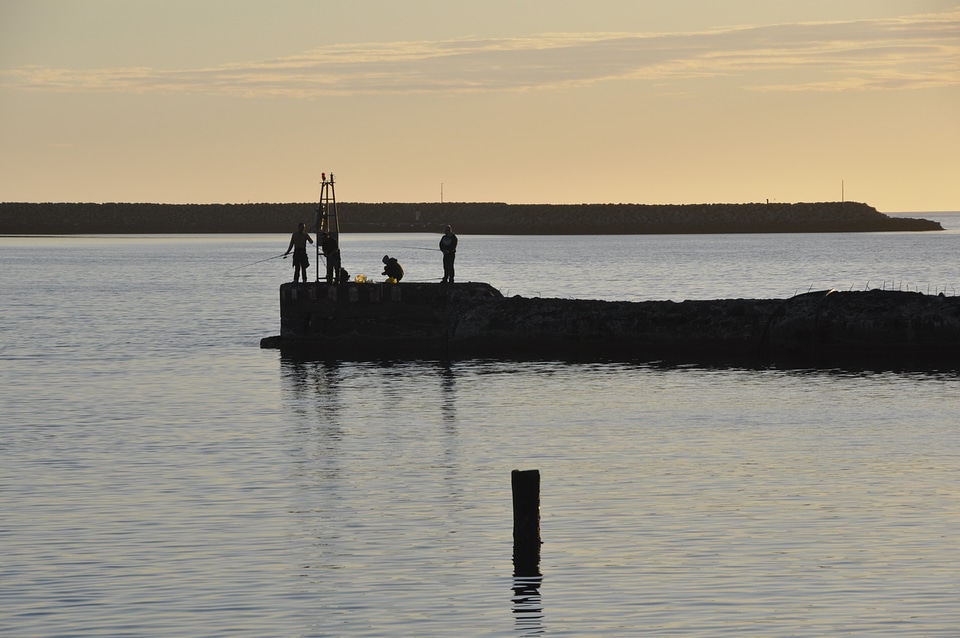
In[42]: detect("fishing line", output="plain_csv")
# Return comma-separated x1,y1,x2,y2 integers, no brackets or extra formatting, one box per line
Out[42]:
227,253,288,272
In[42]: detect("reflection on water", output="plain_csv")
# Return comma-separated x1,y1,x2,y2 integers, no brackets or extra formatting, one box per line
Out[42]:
267,353,960,635
282,357,343,415
282,357,345,485
512,573,544,636
440,363,457,425
5,234,960,636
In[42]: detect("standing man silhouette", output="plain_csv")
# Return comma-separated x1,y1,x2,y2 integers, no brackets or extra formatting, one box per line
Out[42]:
321,232,341,284
284,222,313,283
440,225,457,284
439,224,458,283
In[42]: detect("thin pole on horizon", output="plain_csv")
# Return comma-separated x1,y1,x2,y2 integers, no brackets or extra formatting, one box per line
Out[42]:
441,183,444,204
842,179,845,203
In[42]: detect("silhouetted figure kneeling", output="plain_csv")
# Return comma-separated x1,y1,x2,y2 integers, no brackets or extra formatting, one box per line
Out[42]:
382,255,404,282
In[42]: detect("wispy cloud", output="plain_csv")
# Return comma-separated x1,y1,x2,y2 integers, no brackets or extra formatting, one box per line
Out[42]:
3,10,958,97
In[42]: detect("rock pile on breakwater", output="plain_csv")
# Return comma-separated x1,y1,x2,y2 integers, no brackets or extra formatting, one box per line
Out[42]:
1,201,942,234
452,288,960,364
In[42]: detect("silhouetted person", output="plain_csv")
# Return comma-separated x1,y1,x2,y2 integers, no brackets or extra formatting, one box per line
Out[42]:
439,224,458,283
321,232,341,284
284,222,313,283
382,255,404,282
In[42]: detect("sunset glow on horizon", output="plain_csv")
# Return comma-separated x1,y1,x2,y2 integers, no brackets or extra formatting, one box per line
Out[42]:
1,1,958,212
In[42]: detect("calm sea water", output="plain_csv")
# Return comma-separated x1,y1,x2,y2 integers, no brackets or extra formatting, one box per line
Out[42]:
3,215,960,636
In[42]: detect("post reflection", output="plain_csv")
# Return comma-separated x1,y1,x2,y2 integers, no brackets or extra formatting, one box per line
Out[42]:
512,571,543,634
512,549,543,634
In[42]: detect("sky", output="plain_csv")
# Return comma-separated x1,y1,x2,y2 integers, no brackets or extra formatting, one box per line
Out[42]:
1,1,958,212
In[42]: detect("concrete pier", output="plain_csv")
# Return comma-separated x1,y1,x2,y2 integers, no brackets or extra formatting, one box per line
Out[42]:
261,283,960,366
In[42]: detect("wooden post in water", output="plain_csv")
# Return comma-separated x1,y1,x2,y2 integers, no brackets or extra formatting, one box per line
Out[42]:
512,469,541,574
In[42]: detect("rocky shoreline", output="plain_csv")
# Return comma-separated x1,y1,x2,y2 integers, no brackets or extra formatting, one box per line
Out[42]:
0,201,943,234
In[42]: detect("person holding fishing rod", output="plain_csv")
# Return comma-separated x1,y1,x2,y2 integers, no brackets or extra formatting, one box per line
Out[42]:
283,222,313,283
321,232,342,284
439,224,458,284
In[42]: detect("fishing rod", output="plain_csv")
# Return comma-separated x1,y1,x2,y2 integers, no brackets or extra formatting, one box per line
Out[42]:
396,246,441,252
228,253,288,272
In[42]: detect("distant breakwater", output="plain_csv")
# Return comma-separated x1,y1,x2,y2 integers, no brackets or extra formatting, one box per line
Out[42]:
0,201,942,235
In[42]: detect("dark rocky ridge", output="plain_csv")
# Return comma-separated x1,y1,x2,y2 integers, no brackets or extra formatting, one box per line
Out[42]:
0,201,943,234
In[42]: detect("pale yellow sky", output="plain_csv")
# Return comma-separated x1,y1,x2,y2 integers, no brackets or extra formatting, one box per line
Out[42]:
1,1,958,211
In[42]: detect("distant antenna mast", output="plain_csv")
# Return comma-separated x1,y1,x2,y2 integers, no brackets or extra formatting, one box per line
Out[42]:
441,182,444,203
841,179,845,203
314,172,339,282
